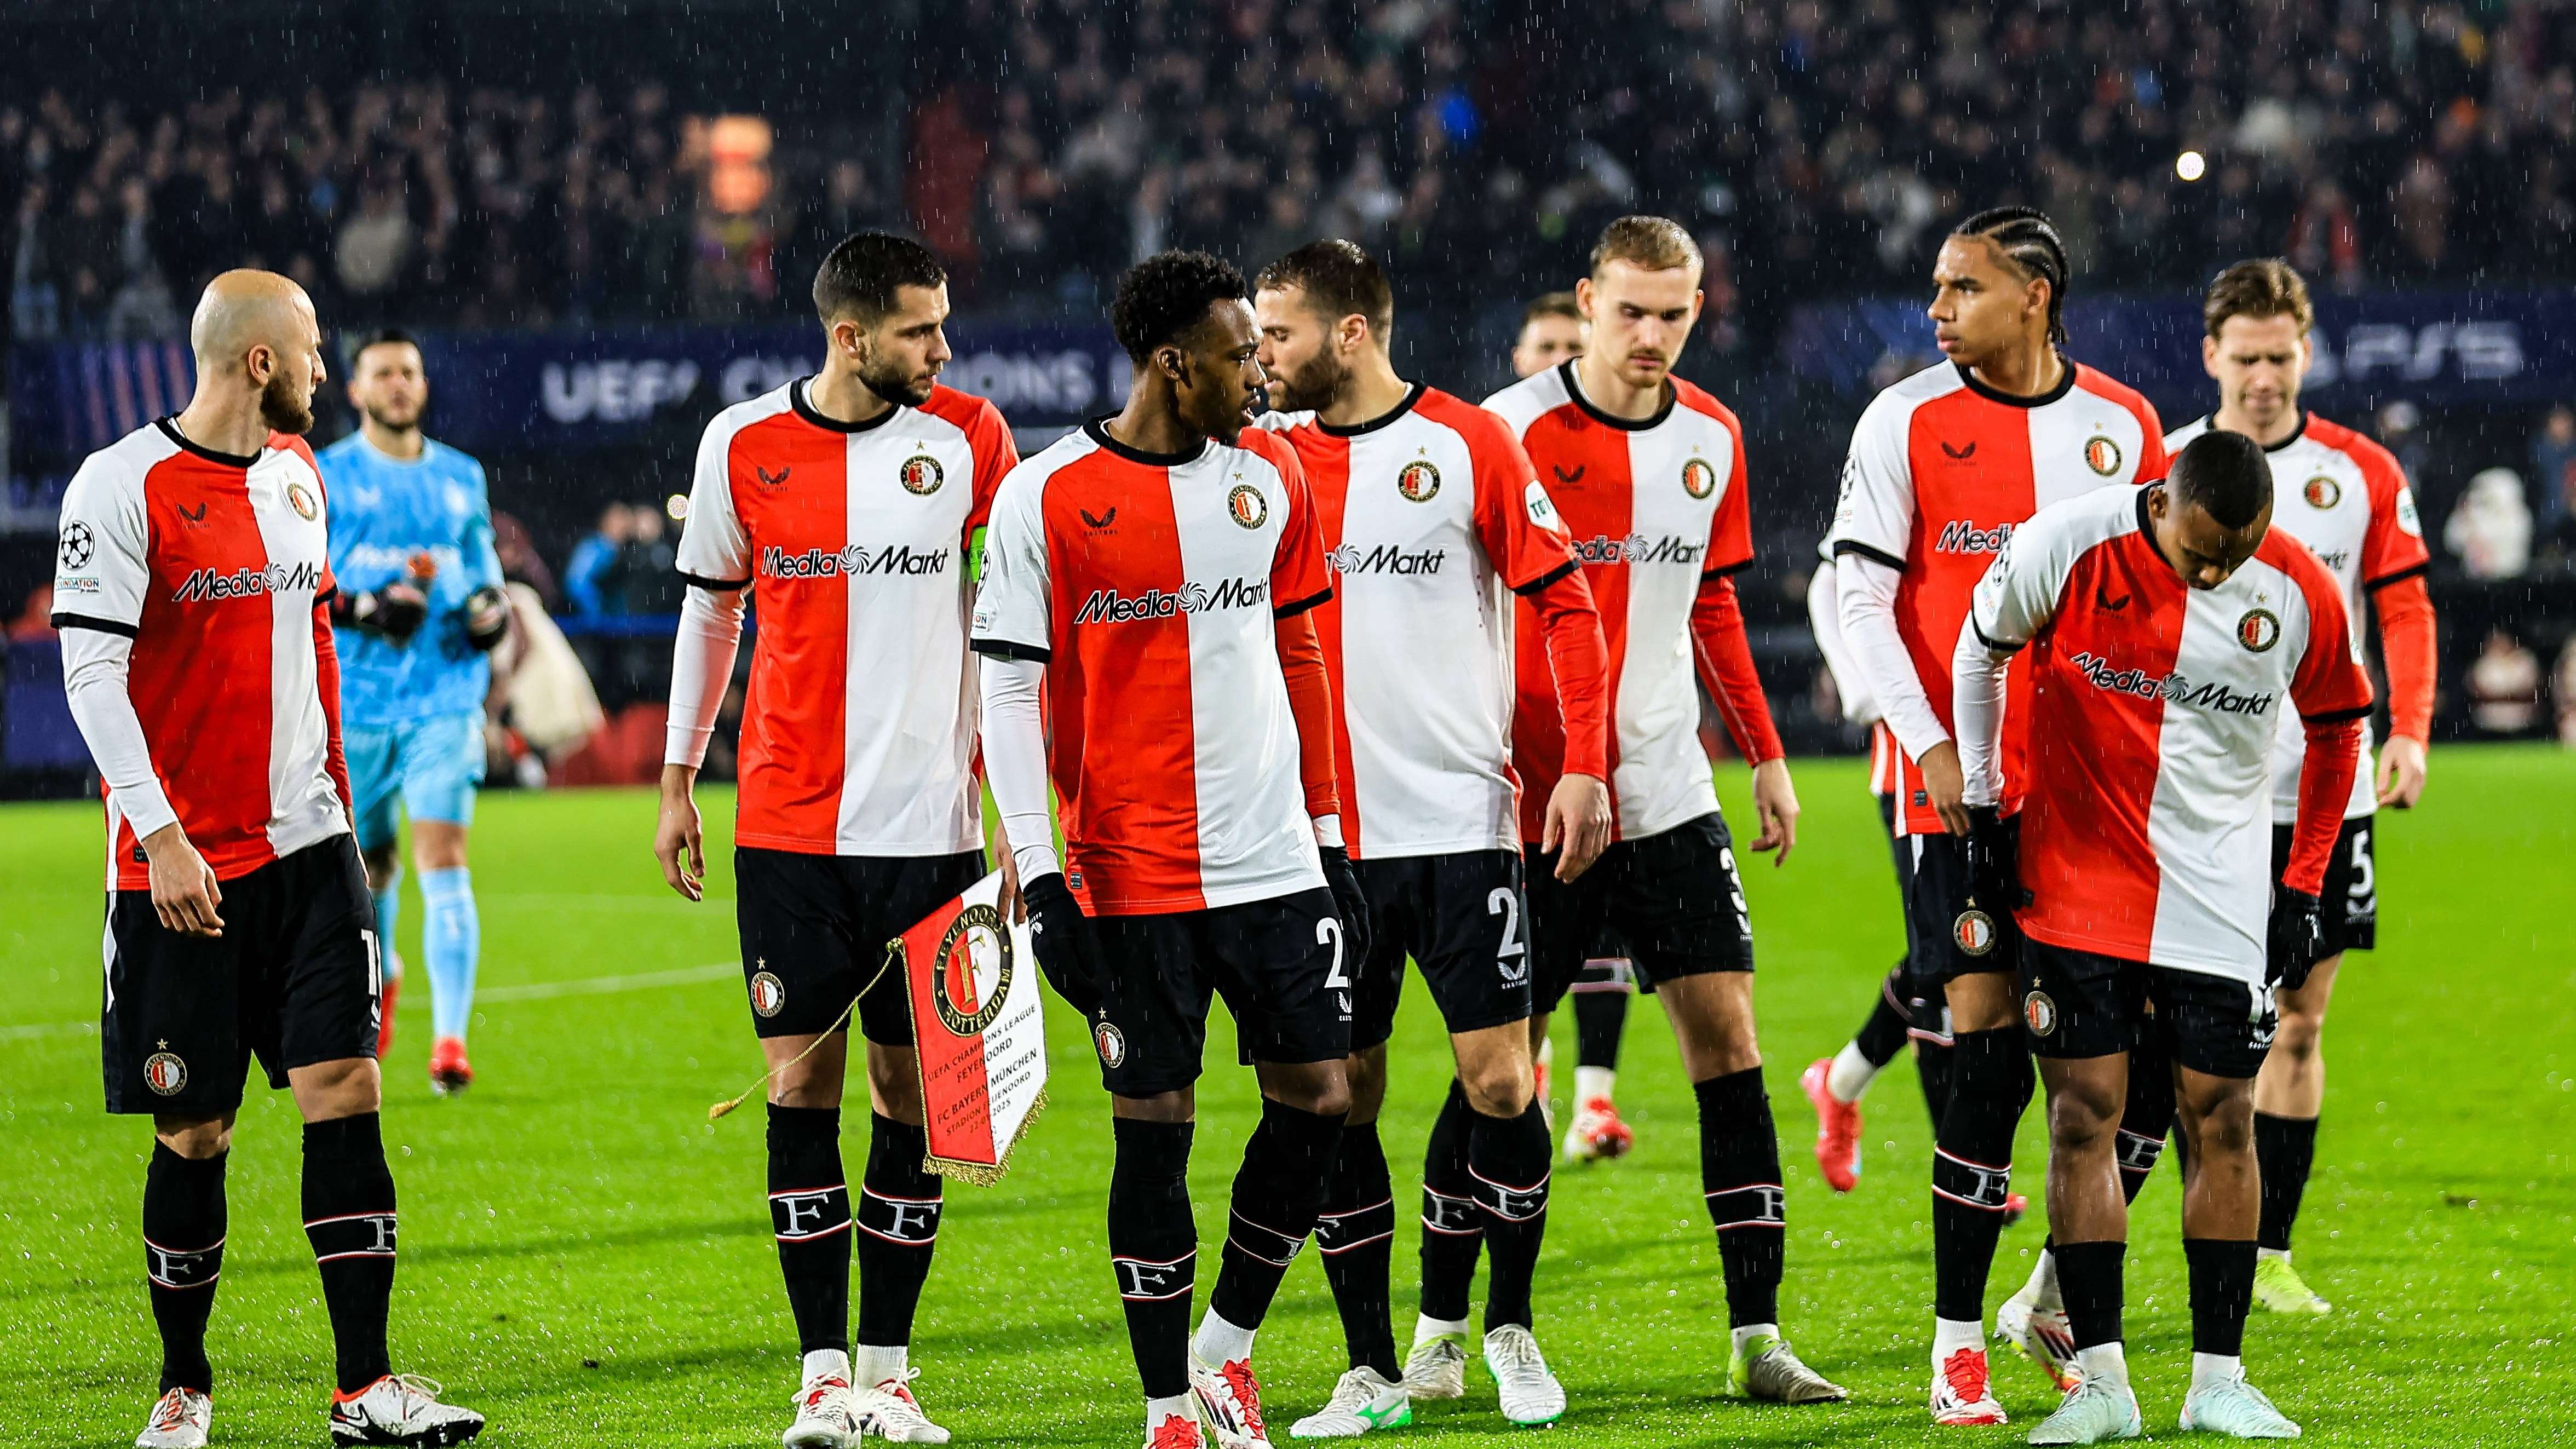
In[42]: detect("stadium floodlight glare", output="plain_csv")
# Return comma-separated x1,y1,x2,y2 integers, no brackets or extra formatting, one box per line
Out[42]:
2176,150,2207,182
666,493,690,521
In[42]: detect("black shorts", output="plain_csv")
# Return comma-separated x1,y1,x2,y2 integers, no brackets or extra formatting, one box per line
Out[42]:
2270,815,2376,958
734,847,986,1045
2019,939,2276,1080
1905,828,2020,986
1349,850,1531,1048
1086,888,1350,1096
103,835,380,1116
1528,812,1754,1016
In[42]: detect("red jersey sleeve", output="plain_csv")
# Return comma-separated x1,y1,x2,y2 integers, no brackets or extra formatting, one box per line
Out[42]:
1275,608,1341,821
1703,413,1757,577
1689,573,1785,766
1257,434,1334,615
957,394,1021,541
2130,394,2171,484
1466,412,1581,593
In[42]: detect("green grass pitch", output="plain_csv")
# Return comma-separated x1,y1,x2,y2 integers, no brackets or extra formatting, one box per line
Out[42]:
4,747,2572,1447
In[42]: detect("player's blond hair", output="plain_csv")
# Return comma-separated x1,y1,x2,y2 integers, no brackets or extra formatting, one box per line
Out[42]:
1589,216,1702,278
2204,258,2314,338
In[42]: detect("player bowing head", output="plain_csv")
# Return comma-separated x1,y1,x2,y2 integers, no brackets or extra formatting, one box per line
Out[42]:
2150,433,2274,589
814,231,952,407
1576,216,1700,399
1511,292,1586,381
1111,249,1268,447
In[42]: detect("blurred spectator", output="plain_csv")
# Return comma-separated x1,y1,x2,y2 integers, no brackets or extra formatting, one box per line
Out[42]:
491,510,561,612
563,502,631,617
2556,637,2576,748
614,504,681,615
2466,629,2542,735
2446,468,2532,580
2531,406,2576,548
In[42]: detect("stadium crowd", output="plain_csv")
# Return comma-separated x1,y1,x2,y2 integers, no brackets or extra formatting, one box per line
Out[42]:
7,0,2574,346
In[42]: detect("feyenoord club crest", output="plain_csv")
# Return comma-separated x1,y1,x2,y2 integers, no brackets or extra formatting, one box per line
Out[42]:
899,454,945,496
2083,436,2124,476
749,969,787,1018
144,1050,188,1096
286,480,320,520
1227,482,1268,530
1396,459,1440,502
1681,457,1717,499
2303,475,2342,510
2237,607,2281,653
2023,991,2058,1037
1094,1020,1127,1067
930,903,1014,1037
1953,909,1997,957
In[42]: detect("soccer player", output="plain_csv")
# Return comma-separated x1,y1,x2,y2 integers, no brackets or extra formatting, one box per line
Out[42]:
1951,430,2370,1442
54,271,482,1449
1250,240,1614,1434
653,233,1020,1446
1509,292,1585,381
318,330,510,1092
974,251,1366,1449
1485,215,1844,1405
2148,259,2435,1313
1827,207,2166,1424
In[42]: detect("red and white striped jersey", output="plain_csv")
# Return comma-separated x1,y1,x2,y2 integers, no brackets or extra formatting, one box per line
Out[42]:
51,419,348,889
1483,363,1761,840
2166,412,2431,821
970,422,1334,915
1964,486,2372,981
674,379,1017,855
1260,384,1589,858
1830,360,2166,835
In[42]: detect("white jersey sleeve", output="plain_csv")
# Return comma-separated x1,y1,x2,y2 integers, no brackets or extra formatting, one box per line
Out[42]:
1830,392,1949,757
969,461,1055,660
53,455,178,836
1954,513,2077,805
672,418,751,588
1807,540,1878,726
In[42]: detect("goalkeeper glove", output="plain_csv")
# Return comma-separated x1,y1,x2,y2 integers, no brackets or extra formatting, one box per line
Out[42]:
331,582,429,641
463,585,510,652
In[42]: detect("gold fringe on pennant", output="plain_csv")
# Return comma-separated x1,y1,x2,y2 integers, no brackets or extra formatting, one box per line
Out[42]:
923,1086,1050,1187
705,955,892,1121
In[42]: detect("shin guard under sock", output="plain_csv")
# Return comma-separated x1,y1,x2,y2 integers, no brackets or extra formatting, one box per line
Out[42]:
302,1113,396,1394
1572,988,1628,1072
2054,1239,2126,1351
766,1103,853,1355
2117,1054,2175,1204
1210,1098,1344,1332
1693,1067,1785,1328
2253,1113,2318,1252
1417,1079,1482,1323
1854,975,1912,1066
1469,1101,1551,1332
1930,1028,2032,1321
855,1113,942,1354
144,1144,227,1394
2184,1238,2257,1355
1109,1119,1197,1399
1316,1122,1399,1377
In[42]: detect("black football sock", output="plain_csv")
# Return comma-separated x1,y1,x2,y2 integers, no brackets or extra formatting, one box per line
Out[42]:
1109,1118,1197,1400
1693,1067,1785,1327
1469,1100,1551,1332
1315,1122,1400,1378
1573,989,1628,1071
301,1113,396,1394
1930,1028,2033,1322
1854,972,1913,1067
2184,1238,2256,1356
1417,1079,1483,1324
2054,1239,2126,1351
2117,1053,2176,1205
2253,1113,2318,1252
855,1113,942,1354
766,1103,852,1356
1210,1097,1344,1332
1914,1037,1956,1124
143,1143,227,1394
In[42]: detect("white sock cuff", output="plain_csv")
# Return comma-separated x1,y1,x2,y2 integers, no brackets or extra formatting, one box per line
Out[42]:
1728,1322,1780,1354
2074,1342,2128,1384
854,1343,908,1387
2191,1352,2244,1387
1932,1317,1985,1358
2256,1246,2291,1263
801,1348,851,1384
1574,1066,1615,1103
1825,1040,1881,1103
1192,1307,1256,1367
1146,1394,1197,1431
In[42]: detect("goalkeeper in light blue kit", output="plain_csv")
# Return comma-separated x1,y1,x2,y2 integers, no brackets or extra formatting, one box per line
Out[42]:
319,329,511,1095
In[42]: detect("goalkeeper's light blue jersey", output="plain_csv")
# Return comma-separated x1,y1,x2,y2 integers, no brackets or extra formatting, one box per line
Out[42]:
317,431,504,727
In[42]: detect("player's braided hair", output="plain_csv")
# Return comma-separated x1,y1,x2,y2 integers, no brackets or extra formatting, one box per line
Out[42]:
1255,239,1396,346
813,232,946,326
1111,250,1248,365
2171,429,2273,530
1953,206,2071,347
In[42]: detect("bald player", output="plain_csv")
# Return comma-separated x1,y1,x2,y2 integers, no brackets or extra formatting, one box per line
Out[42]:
53,272,485,1449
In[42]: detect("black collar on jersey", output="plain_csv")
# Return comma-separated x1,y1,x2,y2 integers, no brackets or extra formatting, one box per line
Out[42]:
1954,355,2076,410
1084,416,1211,467
1316,381,1427,438
156,416,261,469
790,376,902,434
1559,359,1675,432
2261,411,2310,452
2133,481,2159,539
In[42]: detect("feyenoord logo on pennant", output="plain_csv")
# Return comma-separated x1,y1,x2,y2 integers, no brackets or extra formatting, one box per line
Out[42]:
895,871,1049,1183
749,968,786,1018
1396,459,1440,502
2237,607,2282,653
144,1050,188,1096
2083,435,2124,476
2303,475,2342,509
1681,457,1717,499
1227,483,1268,530
2023,991,2058,1037
286,480,320,520
1953,909,1997,957
899,455,945,495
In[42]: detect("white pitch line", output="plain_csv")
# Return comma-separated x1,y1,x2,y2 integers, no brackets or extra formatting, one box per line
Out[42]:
0,962,739,1042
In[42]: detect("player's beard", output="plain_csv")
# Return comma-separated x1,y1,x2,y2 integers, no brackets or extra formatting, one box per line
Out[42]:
260,370,316,435
1268,351,1347,416
859,354,936,409
360,395,423,436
